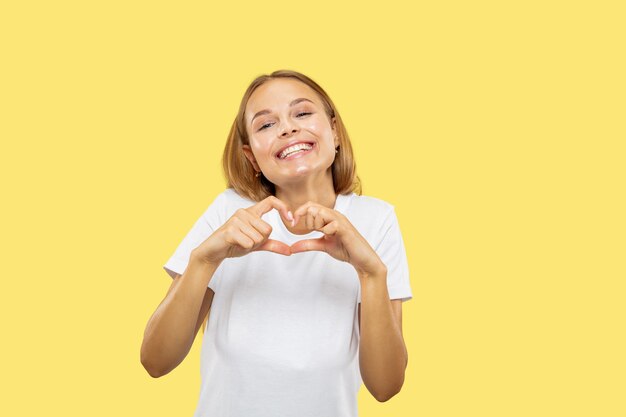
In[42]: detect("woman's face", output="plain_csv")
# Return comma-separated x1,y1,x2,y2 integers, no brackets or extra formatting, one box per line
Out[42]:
242,78,338,186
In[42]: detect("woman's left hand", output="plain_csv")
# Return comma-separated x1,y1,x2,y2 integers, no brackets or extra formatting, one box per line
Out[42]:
289,201,386,278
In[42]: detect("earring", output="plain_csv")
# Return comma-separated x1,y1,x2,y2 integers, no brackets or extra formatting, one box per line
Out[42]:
255,171,261,178
335,145,339,154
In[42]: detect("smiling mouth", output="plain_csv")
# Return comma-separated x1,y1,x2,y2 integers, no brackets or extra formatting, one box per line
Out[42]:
276,142,316,160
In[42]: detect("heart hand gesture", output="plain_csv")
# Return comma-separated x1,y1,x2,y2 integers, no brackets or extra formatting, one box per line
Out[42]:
289,201,386,278
192,196,294,266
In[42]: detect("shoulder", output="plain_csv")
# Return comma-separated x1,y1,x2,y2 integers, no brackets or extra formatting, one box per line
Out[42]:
206,188,257,208
200,188,257,226
342,193,397,240
343,193,395,220
218,187,256,205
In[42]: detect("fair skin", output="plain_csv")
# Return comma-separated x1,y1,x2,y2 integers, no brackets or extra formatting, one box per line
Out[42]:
141,79,407,400
239,78,408,401
242,78,339,234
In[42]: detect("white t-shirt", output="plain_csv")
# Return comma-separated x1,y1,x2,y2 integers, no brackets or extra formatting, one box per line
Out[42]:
163,188,413,417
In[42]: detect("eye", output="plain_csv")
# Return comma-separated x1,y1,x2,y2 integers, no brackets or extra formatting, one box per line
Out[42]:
257,112,312,131
258,122,273,131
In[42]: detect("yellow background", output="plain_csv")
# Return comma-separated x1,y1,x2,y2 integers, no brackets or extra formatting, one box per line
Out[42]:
1,1,624,416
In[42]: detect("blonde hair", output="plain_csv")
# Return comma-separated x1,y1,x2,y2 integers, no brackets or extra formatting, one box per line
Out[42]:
222,69,362,201
203,70,362,334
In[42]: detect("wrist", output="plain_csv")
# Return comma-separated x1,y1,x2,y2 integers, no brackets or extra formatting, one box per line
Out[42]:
356,262,387,281
190,250,223,270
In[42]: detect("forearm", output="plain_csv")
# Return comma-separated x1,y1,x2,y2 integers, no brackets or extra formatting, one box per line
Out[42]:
140,253,220,377
358,267,407,402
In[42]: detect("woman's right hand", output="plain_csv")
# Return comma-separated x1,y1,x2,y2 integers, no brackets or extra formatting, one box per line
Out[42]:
191,195,294,266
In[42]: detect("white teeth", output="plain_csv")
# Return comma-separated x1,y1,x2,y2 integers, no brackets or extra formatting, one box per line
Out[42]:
279,143,313,159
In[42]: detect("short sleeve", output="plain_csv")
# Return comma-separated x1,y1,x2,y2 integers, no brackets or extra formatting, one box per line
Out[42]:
369,206,413,303
162,192,226,289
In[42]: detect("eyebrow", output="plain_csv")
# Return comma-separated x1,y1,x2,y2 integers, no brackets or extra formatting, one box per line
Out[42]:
250,97,315,125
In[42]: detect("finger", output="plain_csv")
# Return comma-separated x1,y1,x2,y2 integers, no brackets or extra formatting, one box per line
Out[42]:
233,217,264,244
239,209,273,236
305,209,315,231
320,221,339,236
293,203,336,230
292,201,315,228
249,195,293,225
254,239,292,256
313,209,326,230
307,207,324,230
290,238,326,254
299,205,320,231
297,205,333,232
231,232,255,250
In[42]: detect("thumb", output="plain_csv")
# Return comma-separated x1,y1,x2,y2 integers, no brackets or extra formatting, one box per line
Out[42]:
254,239,292,256
290,238,327,254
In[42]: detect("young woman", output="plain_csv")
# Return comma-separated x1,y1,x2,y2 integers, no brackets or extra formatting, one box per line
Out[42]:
141,70,413,417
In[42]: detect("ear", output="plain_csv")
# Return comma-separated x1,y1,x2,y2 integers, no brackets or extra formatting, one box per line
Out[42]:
331,117,338,147
241,144,260,172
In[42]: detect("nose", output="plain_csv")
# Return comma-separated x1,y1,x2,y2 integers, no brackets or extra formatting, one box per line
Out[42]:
279,117,298,137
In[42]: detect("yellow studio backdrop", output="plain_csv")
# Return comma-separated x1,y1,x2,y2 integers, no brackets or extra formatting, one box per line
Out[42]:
1,1,624,416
